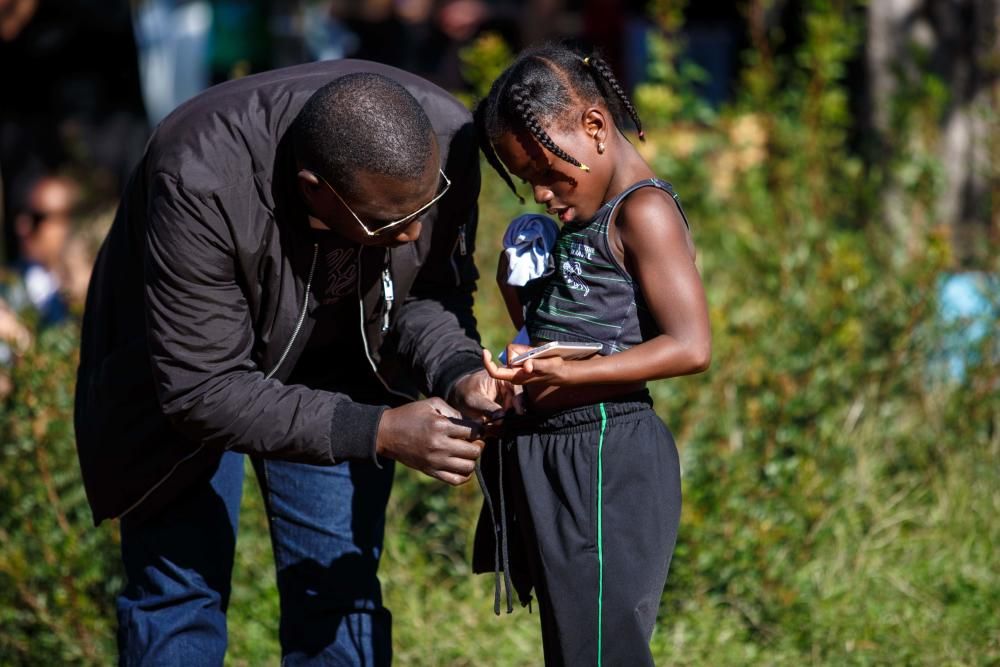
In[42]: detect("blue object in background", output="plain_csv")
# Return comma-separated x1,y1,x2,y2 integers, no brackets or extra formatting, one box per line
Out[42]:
935,272,998,381
133,0,213,126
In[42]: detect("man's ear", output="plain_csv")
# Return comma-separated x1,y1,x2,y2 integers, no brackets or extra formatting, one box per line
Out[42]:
582,107,608,143
297,169,324,207
297,168,320,188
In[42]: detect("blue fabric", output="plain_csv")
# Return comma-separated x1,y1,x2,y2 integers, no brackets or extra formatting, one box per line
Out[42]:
117,451,395,666
501,214,558,287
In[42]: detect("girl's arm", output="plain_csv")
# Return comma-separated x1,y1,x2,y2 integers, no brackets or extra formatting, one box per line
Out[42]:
484,188,711,385
496,251,525,330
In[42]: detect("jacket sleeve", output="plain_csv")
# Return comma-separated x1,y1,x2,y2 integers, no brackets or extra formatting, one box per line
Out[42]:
392,121,485,399
143,171,383,462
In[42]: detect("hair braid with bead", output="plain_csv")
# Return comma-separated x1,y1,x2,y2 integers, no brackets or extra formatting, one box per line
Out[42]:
473,98,523,202
585,56,645,141
475,43,645,197
507,84,590,173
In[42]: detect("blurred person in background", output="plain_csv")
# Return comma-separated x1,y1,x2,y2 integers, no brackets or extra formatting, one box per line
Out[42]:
332,0,552,89
131,0,214,126
0,0,148,263
6,174,78,327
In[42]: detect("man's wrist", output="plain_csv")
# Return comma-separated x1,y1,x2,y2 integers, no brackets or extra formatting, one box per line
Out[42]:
446,368,478,405
435,352,484,403
372,406,393,468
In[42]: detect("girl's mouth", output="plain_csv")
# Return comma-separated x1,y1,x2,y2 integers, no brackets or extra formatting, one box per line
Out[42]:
548,206,574,223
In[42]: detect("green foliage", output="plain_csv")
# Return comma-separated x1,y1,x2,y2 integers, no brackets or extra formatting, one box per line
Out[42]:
454,31,516,108
1,2,997,665
635,0,717,126
0,325,121,664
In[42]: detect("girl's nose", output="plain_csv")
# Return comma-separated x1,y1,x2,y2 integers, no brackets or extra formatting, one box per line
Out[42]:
532,184,553,205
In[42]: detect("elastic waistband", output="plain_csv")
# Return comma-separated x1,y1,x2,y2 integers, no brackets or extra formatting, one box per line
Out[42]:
502,390,653,436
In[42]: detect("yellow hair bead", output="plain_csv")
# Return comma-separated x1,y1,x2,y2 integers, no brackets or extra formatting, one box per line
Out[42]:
579,163,591,172
583,56,591,66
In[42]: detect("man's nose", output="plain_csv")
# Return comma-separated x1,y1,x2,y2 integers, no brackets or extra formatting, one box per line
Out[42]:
391,220,423,244
532,184,554,205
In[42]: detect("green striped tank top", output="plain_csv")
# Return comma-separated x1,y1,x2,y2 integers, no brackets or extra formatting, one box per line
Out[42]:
525,178,689,356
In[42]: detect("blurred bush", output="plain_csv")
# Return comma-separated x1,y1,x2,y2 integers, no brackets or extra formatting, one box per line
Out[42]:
0,325,121,664
1,2,997,665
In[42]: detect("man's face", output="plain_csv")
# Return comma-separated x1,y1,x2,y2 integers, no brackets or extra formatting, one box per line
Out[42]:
300,147,444,248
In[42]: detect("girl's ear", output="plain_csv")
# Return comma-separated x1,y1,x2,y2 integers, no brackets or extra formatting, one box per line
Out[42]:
581,107,608,144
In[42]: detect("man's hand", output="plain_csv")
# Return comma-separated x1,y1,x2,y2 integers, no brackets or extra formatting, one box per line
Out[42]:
375,397,485,485
449,367,512,422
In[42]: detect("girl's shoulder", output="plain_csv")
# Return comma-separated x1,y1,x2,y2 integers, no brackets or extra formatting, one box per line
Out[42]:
613,180,689,236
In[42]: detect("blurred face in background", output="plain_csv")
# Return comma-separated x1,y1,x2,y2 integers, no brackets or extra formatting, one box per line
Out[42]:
16,176,76,270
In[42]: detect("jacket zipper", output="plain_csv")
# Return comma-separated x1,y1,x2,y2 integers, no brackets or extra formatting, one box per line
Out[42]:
265,243,319,380
357,249,415,402
119,243,319,518
449,224,467,286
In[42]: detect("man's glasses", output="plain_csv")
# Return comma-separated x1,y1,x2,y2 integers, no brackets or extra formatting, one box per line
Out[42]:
314,169,451,237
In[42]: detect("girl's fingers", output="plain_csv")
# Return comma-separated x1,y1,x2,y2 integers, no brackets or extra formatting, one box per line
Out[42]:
482,349,504,376
483,351,519,381
505,342,532,364
490,366,523,382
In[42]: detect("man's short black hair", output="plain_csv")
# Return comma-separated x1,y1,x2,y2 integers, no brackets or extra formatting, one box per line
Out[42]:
292,72,436,199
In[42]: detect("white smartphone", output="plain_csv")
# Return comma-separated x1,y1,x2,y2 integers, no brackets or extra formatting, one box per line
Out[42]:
509,341,603,366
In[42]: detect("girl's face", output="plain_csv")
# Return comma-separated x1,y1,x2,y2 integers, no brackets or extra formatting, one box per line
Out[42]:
493,116,611,224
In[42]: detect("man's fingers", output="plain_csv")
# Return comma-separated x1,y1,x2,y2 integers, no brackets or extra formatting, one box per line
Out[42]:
427,396,462,419
446,416,485,441
435,470,473,486
444,455,478,477
429,453,478,484
464,391,503,416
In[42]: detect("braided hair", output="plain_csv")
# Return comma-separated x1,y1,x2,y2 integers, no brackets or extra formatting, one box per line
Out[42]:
474,43,645,198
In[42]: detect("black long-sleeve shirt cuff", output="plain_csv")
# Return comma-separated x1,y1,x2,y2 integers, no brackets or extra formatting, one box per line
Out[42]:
329,401,388,466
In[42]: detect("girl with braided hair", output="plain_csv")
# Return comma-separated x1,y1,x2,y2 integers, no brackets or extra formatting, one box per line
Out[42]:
471,44,711,666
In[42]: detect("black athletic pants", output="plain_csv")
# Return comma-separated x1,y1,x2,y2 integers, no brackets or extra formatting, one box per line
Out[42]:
474,392,682,666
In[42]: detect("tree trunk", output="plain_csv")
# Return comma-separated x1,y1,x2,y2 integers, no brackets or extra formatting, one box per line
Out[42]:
866,0,998,266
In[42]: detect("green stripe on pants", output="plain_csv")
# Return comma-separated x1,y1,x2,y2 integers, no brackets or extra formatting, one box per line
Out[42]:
596,402,607,666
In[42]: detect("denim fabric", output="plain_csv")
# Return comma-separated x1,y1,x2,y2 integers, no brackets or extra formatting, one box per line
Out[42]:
117,451,395,666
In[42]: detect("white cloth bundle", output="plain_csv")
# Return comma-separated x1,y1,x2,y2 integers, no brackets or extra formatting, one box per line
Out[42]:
501,214,559,286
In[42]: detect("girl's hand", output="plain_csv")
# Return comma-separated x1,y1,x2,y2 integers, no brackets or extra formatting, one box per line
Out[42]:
482,348,576,386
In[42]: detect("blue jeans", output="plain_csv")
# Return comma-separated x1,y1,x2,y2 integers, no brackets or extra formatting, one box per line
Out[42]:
117,452,395,666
